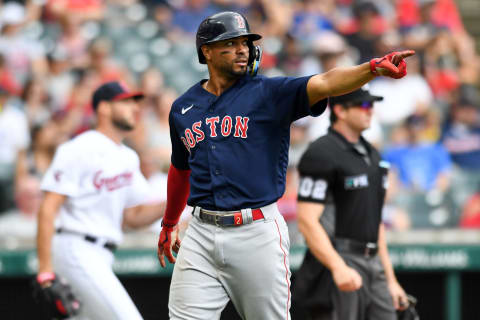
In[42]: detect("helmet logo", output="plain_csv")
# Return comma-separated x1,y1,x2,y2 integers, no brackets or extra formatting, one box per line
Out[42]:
235,14,245,29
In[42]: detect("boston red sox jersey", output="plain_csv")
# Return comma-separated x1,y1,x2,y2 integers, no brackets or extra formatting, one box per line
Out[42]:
169,74,328,210
41,130,151,243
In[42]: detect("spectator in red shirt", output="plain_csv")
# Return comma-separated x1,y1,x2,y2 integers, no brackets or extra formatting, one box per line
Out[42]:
46,0,104,22
397,0,464,33
459,192,480,228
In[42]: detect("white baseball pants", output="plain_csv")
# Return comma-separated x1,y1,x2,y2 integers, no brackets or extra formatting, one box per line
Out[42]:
52,233,143,320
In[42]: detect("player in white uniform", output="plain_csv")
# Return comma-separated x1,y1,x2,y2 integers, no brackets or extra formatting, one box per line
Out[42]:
36,81,165,320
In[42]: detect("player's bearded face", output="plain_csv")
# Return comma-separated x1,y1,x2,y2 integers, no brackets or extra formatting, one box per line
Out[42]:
111,100,137,131
212,37,249,77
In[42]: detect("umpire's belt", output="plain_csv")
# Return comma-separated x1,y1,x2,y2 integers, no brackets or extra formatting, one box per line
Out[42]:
56,228,117,252
334,237,378,258
193,206,265,227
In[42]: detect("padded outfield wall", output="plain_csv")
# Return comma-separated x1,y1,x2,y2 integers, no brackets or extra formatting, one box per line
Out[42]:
1,229,480,320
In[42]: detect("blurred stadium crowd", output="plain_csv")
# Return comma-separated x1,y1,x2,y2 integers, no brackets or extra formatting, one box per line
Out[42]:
0,0,480,245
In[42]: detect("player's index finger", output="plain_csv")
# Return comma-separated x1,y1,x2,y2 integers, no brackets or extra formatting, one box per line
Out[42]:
159,253,166,267
395,50,416,60
166,249,175,262
157,248,166,266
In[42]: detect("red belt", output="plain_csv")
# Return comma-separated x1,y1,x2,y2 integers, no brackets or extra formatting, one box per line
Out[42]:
198,208,264,226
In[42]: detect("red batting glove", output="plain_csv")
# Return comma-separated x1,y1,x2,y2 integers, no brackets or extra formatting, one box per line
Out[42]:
157,222,181,268
370,50,415,79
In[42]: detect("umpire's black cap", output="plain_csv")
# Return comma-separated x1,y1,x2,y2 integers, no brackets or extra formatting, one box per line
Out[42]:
92,81,144,111
329,87,383,107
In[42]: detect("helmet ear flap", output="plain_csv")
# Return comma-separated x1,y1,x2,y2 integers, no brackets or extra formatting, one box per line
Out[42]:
248,45,262,77
247,41,256,65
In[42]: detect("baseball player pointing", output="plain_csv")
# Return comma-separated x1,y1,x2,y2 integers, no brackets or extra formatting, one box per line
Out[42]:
36,82,165,320
157,11,414,320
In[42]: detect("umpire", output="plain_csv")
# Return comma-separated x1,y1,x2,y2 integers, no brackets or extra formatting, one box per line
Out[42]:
293,87,409,320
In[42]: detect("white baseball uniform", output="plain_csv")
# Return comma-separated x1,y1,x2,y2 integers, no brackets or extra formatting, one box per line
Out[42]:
41,130,152,320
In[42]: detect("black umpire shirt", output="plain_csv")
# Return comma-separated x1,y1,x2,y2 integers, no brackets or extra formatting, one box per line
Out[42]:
297,128,389,243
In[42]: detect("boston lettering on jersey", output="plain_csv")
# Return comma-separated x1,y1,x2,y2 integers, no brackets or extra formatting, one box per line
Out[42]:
181,116,249,151
93,170,133,191
169,75,327,210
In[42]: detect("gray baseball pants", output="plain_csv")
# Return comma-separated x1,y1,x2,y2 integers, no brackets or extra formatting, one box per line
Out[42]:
168,203,292,320
332,252,396,320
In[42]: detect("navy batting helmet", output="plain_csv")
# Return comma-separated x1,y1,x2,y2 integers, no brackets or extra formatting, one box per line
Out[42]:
196,11,262,65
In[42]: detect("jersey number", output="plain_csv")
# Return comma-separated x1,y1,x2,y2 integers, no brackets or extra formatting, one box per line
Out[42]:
299,177,327,200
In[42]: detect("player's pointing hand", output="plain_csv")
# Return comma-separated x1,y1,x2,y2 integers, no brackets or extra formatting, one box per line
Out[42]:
157,223,181,268
392,50,415,65
370,50,416,79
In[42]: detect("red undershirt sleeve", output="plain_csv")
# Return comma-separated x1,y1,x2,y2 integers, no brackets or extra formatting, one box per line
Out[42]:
162,164,191,227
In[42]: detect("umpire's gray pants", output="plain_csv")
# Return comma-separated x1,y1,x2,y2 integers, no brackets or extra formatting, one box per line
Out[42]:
168,203,291,320
332,253,396,320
